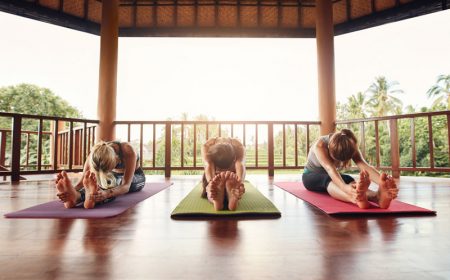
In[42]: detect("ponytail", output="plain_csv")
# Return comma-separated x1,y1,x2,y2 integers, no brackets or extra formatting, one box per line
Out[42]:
89,141,118,189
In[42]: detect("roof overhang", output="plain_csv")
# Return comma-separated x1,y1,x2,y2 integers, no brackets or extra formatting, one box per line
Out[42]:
0,0,448,38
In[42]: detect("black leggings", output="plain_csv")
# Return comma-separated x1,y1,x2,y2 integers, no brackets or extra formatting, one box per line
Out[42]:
302,171,355,193
79,168,146,203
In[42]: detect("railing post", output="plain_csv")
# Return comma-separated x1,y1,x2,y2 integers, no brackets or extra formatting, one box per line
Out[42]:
11,116,22,182
165,123,171,178
447,114,450,164
68,122,74,170
389,119,400,178
52,120,59,171
0,130,7,167
37,118,43,171
268,123,274,177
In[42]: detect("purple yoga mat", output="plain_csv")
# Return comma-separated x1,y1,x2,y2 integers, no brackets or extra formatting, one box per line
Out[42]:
4,182,172,219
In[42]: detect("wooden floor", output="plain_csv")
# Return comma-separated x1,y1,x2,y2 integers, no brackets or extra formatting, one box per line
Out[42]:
1,174,450,280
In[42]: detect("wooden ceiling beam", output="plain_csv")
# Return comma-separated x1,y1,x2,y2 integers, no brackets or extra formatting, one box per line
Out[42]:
119,26,315,37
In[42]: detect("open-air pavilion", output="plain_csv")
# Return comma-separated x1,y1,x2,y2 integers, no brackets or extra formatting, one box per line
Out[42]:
0,0,450,279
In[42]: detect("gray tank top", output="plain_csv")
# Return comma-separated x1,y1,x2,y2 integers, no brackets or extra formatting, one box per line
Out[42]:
305,135,331,174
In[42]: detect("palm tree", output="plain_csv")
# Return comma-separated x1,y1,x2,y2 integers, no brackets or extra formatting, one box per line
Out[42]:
427,74,450,109
347,91,367,119
365,76,403,117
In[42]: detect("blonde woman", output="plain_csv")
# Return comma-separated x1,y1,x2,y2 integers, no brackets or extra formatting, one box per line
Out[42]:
55,141,145,209
302,129,399,209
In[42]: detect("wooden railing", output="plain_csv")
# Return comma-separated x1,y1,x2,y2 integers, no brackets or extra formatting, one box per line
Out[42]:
1,110,449,181
114,120,321,177
336,110,450,177
0,112,98,181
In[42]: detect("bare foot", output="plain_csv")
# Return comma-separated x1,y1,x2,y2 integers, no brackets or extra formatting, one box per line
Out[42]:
378,173,398,209
356,170,371,209
55,171,78,208
225,173,244,211
388,177,399,200
83,170,98,209
207,174,225,211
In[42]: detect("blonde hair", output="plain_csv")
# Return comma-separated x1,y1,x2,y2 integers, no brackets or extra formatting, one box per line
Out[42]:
88,141,117,189
328,129,358,169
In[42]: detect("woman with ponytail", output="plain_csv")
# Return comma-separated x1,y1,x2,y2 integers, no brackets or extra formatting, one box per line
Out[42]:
302,129,399,209
55,141,145,209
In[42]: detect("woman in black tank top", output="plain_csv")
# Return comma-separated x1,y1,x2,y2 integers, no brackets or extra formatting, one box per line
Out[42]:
302,129,399,209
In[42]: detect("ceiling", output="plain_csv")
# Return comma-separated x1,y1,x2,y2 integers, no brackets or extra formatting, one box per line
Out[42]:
0,0,448,37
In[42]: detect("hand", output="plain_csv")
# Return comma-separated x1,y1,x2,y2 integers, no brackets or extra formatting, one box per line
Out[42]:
237,182,245,199
345,182,358,203
236,178,245,195
56,192,69,202
93,189,110,202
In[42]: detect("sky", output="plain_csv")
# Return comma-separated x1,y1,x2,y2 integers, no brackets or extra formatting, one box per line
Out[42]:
0,9,449,121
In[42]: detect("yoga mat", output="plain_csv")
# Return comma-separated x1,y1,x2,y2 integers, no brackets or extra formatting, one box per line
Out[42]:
4,182,173,219
171,181,281,218
274,182,436,216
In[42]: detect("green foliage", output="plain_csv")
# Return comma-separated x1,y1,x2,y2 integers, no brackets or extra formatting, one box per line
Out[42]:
337,75,449,177
0,84,83,168
2,76,450,177
365,76,403,117
0,84,81,125
427,74,450,109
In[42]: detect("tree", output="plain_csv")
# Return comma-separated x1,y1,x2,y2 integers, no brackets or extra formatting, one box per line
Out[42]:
365,76,403,117
427,74,450,109
347,91,367,119
0,84,83,168
0,83,82,129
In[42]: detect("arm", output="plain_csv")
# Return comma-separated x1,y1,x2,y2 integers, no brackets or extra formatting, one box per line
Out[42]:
201,138,217,183
314,139,354,194
232,139,246,182
106,143,137,197
73,158,91,190
234,160,245,182
353,150,381,184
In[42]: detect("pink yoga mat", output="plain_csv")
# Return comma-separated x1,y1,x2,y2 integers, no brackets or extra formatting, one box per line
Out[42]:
4,182,172,219
274,182,436,216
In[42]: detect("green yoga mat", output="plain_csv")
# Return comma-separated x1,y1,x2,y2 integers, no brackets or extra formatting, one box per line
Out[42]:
171,181,281,218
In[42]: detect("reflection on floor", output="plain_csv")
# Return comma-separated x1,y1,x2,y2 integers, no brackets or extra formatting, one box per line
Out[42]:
1,174,449,279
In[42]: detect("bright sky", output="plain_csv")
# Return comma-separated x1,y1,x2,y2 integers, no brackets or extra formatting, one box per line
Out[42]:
0,9,449,121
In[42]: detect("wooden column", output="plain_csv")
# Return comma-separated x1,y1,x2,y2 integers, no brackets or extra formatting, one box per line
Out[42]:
97,0,119,141
389,119,400,178
316,0,336,135
268,123,274,177
11,116,22,182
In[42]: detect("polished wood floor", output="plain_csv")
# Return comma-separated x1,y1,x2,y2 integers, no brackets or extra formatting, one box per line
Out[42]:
1,174,450,280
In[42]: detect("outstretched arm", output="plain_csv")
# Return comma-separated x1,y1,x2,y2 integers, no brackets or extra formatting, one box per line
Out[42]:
73,159,91,190
232,139,246,182
106,143,137,197
201,138,217,183
353,150,381,185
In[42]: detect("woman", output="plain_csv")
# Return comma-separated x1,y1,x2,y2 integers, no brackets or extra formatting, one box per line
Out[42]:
302,129,398,209
201,137,246,211
55,141,145,209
